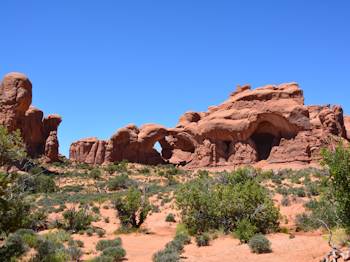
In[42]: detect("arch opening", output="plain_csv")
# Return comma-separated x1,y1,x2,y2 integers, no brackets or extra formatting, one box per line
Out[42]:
251,133,278,161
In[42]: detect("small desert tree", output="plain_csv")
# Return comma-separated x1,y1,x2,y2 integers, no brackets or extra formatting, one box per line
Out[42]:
113,187,151,230
0,125,27,166
321,143,350,229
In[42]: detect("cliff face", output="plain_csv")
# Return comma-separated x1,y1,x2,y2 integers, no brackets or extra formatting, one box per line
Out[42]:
0,72,61,162
70,83,349,167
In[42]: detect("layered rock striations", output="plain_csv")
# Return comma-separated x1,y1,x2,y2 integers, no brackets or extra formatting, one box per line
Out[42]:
70,83,349,167
0,72,61,162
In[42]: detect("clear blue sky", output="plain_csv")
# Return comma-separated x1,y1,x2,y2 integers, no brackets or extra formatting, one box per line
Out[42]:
1,1,349,156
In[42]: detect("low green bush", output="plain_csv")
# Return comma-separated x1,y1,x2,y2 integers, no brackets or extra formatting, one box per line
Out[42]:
101,247,126,261
0,233,28,261
165,213,176,223
62,208,93,232
152,231,191,262
107,174,136,191
195,233,210,247
248,234,272,254
89,168,102,179
234,219,257,243
96,238,122,251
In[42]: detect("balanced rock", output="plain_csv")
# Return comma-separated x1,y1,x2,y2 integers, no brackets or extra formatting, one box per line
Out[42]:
70,83,349,167
0,72,61,162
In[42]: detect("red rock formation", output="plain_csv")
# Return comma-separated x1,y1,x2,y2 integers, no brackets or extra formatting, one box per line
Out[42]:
345,116,350,140
0,72,61,162
70,83,349,167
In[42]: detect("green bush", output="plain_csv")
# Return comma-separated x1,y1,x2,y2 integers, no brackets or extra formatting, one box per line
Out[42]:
90,168,102,179
175,169,280,235
15,229,39,248
165,213,176,223
0,173,36,234
91,256,115,262
0,233,28,261
105,160,129,174
234,219,258,243
96,238,122,251
152,231,191,262
62,208,93,232
248,234,272,254
67,245,83,261
112,187,151,229
18,172,57,194
101,247,126,261
295,213,319,232
107,174,136,191
0,125,27,166
321,143,350,229
195,233,210,247
34,239,70,262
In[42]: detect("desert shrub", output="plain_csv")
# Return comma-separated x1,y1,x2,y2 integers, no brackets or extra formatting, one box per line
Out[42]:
62,208,93,232
195,233,210,247
321,143,350,229
174,232,191,245
281,196,291,207
17,172,57,194
295,213,320,232
43,230,72,244
68,239,84,248
0,233,28,261
175,169,279,235
67,245,83,261
153,251,179,262
165,213,176,223
0,173,36,234
91,256,115,262
33,238,70,262
112,187,151,229
234,219,258,243
248,234,272,254
139,167,151,174
305,182,320,196
105,160,129,174
107,174,136,190
92,206,100,214
96,238,122,251
96,228,106,238
86,228,94,236
90,168,102,179
101,247,126,261
15,229,39,248
153,231,191,262
0,125,27,166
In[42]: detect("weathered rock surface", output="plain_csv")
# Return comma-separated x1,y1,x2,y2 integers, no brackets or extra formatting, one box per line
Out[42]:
0,72,61,162
345,116,350,140
70,83,349,167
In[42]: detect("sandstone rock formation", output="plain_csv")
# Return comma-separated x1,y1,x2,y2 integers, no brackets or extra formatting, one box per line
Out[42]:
345,116,350,140
0,72,61,162
70,83,349,167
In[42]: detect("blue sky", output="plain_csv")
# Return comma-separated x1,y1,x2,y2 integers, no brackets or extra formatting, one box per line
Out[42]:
1,1,349,156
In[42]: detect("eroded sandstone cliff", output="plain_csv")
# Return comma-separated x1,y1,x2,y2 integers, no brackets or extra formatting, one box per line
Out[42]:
70,83,349,167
